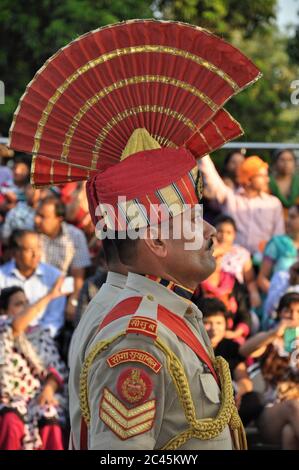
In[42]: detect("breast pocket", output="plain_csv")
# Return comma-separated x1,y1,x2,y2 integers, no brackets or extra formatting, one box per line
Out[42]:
199,373,221,404
196,372,222,420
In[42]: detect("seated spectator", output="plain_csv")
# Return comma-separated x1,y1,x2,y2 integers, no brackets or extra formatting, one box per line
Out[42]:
60,182,94,240
264,261,299,328
1,184,48,240
0,156,31,213
221,149,246,190
0,281,68,450
258,204,299,294
240,293,299,449
199,154,285,257
214,214,261,308
200,298,264,426
198,248,251,343
269,149,299,218
0,230,66,336
35,197,91,321
0,144,13,188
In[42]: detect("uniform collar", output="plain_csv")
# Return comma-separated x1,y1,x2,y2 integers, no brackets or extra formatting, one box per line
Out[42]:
126,272,202,319
106,271,127,289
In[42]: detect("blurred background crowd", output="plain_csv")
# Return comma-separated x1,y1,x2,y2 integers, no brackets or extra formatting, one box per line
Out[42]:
0,0,299,451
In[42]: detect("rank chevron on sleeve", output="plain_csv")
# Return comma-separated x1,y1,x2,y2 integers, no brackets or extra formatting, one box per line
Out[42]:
99,388,156,440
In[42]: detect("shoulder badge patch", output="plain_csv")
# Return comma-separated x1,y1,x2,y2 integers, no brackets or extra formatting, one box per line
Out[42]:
99,387,156,440
126,316,158,339
106,349,162,374
117,367,153,404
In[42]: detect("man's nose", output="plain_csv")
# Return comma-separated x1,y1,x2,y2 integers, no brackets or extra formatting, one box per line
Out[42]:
203,220,216,239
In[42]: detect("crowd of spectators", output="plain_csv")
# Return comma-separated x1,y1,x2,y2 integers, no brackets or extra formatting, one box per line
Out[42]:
0,143,298,449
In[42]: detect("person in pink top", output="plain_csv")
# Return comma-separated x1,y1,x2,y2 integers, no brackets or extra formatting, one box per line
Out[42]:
199,155,285,257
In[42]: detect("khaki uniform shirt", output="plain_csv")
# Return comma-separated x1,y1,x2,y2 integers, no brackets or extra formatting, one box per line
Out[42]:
83,273,233,450
68,271,126,449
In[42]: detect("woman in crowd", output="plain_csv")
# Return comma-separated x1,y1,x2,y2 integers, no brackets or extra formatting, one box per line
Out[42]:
214,214,261,308
198,242,252,343
240,292,299,449
0,278,68,450
258,204,299,294
269,149,299,218
264,261,299,330
221,149,246,190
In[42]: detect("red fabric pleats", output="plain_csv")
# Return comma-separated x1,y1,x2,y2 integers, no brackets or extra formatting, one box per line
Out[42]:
0,412,24,450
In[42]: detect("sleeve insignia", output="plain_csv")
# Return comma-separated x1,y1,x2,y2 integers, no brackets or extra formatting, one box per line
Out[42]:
99,387,156,440
106,349,162,374
126,316,158,339
117,367,153,404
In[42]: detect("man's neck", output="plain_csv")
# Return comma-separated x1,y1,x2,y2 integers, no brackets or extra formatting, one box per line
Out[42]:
16,265,36,279
243,186,260,198
48,224,62,239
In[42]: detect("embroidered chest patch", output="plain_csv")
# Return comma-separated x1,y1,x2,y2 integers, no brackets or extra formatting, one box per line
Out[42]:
106,349,162,374
117,367,153,404
99,387,156,440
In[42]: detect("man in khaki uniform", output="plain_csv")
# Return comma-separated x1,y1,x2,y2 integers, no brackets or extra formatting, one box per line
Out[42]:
68,240,127,449
78,129,247,450
8,19,259,451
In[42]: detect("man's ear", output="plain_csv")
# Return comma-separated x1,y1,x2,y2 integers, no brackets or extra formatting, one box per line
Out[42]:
143,226,168,258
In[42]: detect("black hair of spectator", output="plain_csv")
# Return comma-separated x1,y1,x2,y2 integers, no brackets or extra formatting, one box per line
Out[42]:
0,286,24,313
13,154,32,167
9,229,39,251
38,196,66,219
271,148,296,165
213,214,237,232
277,292,299,316
196,297,228,319
223,149,246,169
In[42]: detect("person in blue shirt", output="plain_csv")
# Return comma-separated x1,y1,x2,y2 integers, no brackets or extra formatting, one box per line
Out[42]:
0,229,67,336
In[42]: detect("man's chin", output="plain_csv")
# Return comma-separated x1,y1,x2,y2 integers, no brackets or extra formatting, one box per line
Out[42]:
196,257,216,283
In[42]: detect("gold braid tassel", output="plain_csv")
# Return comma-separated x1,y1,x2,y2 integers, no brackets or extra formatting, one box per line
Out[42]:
155,338,247,450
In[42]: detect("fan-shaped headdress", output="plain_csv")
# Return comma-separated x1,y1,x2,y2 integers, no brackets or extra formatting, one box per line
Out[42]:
9,20,261,229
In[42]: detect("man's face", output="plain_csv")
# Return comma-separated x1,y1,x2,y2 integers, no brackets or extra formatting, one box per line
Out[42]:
14,233,41,271
162,206,216,287
250,167,269,192
203,314,227,343
13,162,29,186
35,202,61,236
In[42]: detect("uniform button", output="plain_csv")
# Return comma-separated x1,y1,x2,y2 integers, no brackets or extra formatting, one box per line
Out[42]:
186,306,193,315
146,294,155,301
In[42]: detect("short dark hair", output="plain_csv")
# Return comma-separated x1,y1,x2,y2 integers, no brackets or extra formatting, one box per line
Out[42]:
0,286,24,313
38,196,66,218
113,234,140,265
197,297,228,319
277,292,299,316
9,229,38,250
101,239,120,265
214,214,237,232
223,149,246,169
